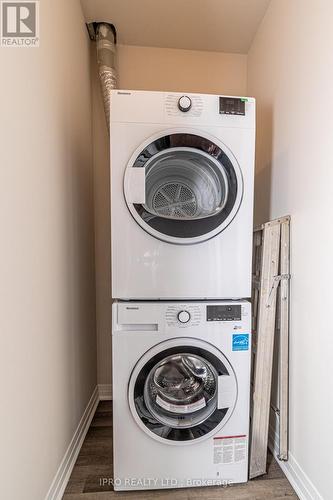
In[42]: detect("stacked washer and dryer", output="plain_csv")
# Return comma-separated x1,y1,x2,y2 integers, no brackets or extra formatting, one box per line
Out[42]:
110,90,255,491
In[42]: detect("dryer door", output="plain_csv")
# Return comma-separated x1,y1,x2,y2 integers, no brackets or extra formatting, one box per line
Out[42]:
128,338,237,444
124,132,243,244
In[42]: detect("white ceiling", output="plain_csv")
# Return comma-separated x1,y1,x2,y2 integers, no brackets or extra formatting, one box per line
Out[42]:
81,0,271,54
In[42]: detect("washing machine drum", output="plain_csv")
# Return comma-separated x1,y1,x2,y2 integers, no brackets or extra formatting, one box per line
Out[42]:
129,340,237,443
124,133,243,244
144,353,218,428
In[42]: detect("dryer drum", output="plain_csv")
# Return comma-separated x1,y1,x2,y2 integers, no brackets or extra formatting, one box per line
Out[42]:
128,132,242,241
143,148,228,220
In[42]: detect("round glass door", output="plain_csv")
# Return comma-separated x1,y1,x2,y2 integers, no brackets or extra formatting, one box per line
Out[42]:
124,132,243,244
144,148,228,220
128,339,237,444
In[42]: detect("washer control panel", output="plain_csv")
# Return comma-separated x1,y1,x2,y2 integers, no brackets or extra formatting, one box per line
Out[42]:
166,304,201,327
207,304,242,322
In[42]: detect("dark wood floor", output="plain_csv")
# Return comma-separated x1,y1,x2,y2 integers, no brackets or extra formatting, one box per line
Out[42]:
63,401,298,500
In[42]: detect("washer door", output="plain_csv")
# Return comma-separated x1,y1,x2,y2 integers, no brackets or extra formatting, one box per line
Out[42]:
124,132,243,244
128,338,237,444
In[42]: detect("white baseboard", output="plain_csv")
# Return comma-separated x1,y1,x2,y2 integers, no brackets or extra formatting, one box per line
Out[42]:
268,424,323,500
45,386,99,500
98,383,112,400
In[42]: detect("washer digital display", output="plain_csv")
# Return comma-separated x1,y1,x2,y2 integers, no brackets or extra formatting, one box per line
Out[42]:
207,305,242,322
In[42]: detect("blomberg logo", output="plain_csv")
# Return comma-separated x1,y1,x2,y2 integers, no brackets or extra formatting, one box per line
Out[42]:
1,1,39,47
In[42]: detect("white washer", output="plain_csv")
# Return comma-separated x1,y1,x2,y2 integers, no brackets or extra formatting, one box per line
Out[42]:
110,90,255,300
112,300,251,491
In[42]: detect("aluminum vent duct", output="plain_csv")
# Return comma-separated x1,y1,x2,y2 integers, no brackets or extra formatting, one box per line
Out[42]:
95,23,117,132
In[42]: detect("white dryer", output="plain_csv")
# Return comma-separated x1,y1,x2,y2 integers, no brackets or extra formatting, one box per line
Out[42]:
110,90,255,299
112,300,251,491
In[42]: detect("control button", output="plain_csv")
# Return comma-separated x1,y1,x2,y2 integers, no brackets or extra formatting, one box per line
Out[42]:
177,310,191,323
178,95,192,112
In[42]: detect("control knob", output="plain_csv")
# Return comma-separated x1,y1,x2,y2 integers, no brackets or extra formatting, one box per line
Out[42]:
177,310,191,323
178,95,192,112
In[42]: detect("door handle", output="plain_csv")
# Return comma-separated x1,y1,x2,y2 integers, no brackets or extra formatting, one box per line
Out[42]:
217,374,236,409
125,167,146,204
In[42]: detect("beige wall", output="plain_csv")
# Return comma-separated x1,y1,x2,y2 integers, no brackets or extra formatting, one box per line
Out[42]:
248,1,333,498
0,1,97,499
117,45,247,94
93,44,248,386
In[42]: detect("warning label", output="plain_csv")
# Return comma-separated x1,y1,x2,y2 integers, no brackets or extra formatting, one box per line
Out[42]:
156,395,206,414
213,435,247,465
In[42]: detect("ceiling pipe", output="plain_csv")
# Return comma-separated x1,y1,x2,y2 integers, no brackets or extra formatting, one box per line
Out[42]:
87,22,117,132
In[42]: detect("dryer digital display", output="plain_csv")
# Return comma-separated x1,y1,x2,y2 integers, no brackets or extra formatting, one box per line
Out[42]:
219,97,246,116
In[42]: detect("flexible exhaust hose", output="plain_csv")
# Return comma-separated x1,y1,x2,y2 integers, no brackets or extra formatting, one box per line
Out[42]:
96,23,117,132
